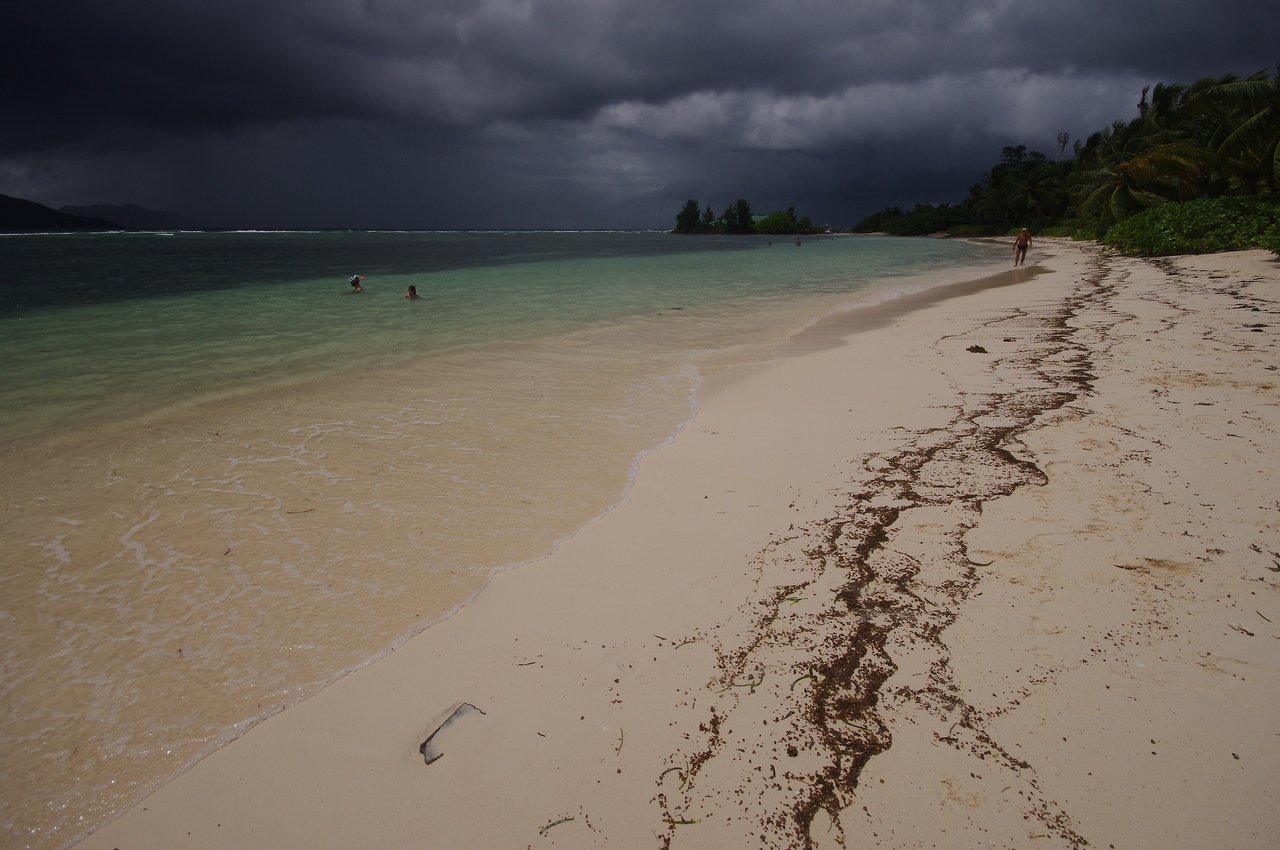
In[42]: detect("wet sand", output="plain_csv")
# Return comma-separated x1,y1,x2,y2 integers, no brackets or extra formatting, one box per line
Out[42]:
74,241,1280,849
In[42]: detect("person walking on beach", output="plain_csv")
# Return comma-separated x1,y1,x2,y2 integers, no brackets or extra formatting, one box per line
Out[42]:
1014,228,1032,266
404,285,421,300
349,274,365,293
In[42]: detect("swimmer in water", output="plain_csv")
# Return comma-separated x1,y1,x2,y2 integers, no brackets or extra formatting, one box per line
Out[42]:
349,274,365,293
404,285,421,300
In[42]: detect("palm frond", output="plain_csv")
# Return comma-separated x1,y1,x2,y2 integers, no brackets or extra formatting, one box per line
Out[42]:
1074,182,1115,220
1216,107,1279,158
1129,189,1174,209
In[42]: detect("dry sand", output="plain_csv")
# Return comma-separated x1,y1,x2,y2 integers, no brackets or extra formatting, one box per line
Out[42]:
75,241,1279,849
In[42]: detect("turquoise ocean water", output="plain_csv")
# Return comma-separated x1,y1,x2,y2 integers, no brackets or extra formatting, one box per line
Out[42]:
5,231,994,440
0,231,1003,848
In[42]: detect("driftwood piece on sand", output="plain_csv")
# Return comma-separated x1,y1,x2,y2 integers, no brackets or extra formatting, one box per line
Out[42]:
419,702,486,765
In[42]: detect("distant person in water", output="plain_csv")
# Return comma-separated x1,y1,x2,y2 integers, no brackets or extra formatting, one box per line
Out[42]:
795,237,802,247
404,285,421,300
1014,228,1031,266
349,274,365,293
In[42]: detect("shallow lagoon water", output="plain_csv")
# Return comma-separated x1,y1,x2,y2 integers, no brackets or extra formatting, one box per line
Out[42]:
0,231,1003,848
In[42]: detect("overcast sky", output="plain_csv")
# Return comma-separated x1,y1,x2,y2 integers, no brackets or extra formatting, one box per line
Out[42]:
1,0,1276,229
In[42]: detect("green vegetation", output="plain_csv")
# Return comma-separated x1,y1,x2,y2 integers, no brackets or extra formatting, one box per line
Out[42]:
853,69,1280,255
1102,196,1280,255
852,203,975,236
1260,222,1280,256
674,199,702,233
724,198,754,234
673,198,819,235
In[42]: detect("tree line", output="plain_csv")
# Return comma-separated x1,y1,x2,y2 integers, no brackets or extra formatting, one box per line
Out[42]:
852,69,1280,243
673,198,818,234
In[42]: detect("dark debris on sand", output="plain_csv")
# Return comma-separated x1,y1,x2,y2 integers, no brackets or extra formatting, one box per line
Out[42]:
655,250,1123,850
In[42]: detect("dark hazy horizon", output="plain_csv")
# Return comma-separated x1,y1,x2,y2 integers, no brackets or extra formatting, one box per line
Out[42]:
2,0,1275,230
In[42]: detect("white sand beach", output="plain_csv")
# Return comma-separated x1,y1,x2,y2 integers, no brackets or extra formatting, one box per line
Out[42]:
74,241,1280,849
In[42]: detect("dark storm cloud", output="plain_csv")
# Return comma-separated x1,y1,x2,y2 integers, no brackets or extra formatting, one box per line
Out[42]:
1,0,1276,228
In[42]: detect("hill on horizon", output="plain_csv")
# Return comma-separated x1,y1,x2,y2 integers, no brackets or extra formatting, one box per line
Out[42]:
0,193,120,231
60,202,202,230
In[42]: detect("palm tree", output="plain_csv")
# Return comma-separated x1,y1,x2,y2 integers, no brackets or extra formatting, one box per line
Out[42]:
1071,122,1175,222
1070,82,1223,223
1187,69,1280,194
1124,80,1228,201
966,149,1071,228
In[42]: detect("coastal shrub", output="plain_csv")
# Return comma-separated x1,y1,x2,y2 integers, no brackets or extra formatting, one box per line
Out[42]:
1102,196,1280,255
755,209,796,234
1260,222,1280,257
852,206,903,232
997,221,1076,239
1073,218,1111,241
752,209,819,235
854,202,966,235
948,223,1000,237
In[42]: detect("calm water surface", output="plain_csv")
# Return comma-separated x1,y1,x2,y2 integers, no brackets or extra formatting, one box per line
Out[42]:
0,231,1004,849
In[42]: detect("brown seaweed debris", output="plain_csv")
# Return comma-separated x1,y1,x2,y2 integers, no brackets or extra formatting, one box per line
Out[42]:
656,250,1122,849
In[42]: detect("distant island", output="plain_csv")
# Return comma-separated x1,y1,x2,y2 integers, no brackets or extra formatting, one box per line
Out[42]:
59,202,201,230
0,193,120,231
0,194,210,232
672,198,822,235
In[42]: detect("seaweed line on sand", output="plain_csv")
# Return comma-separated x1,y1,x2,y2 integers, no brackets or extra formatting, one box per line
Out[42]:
655,247,1126,849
